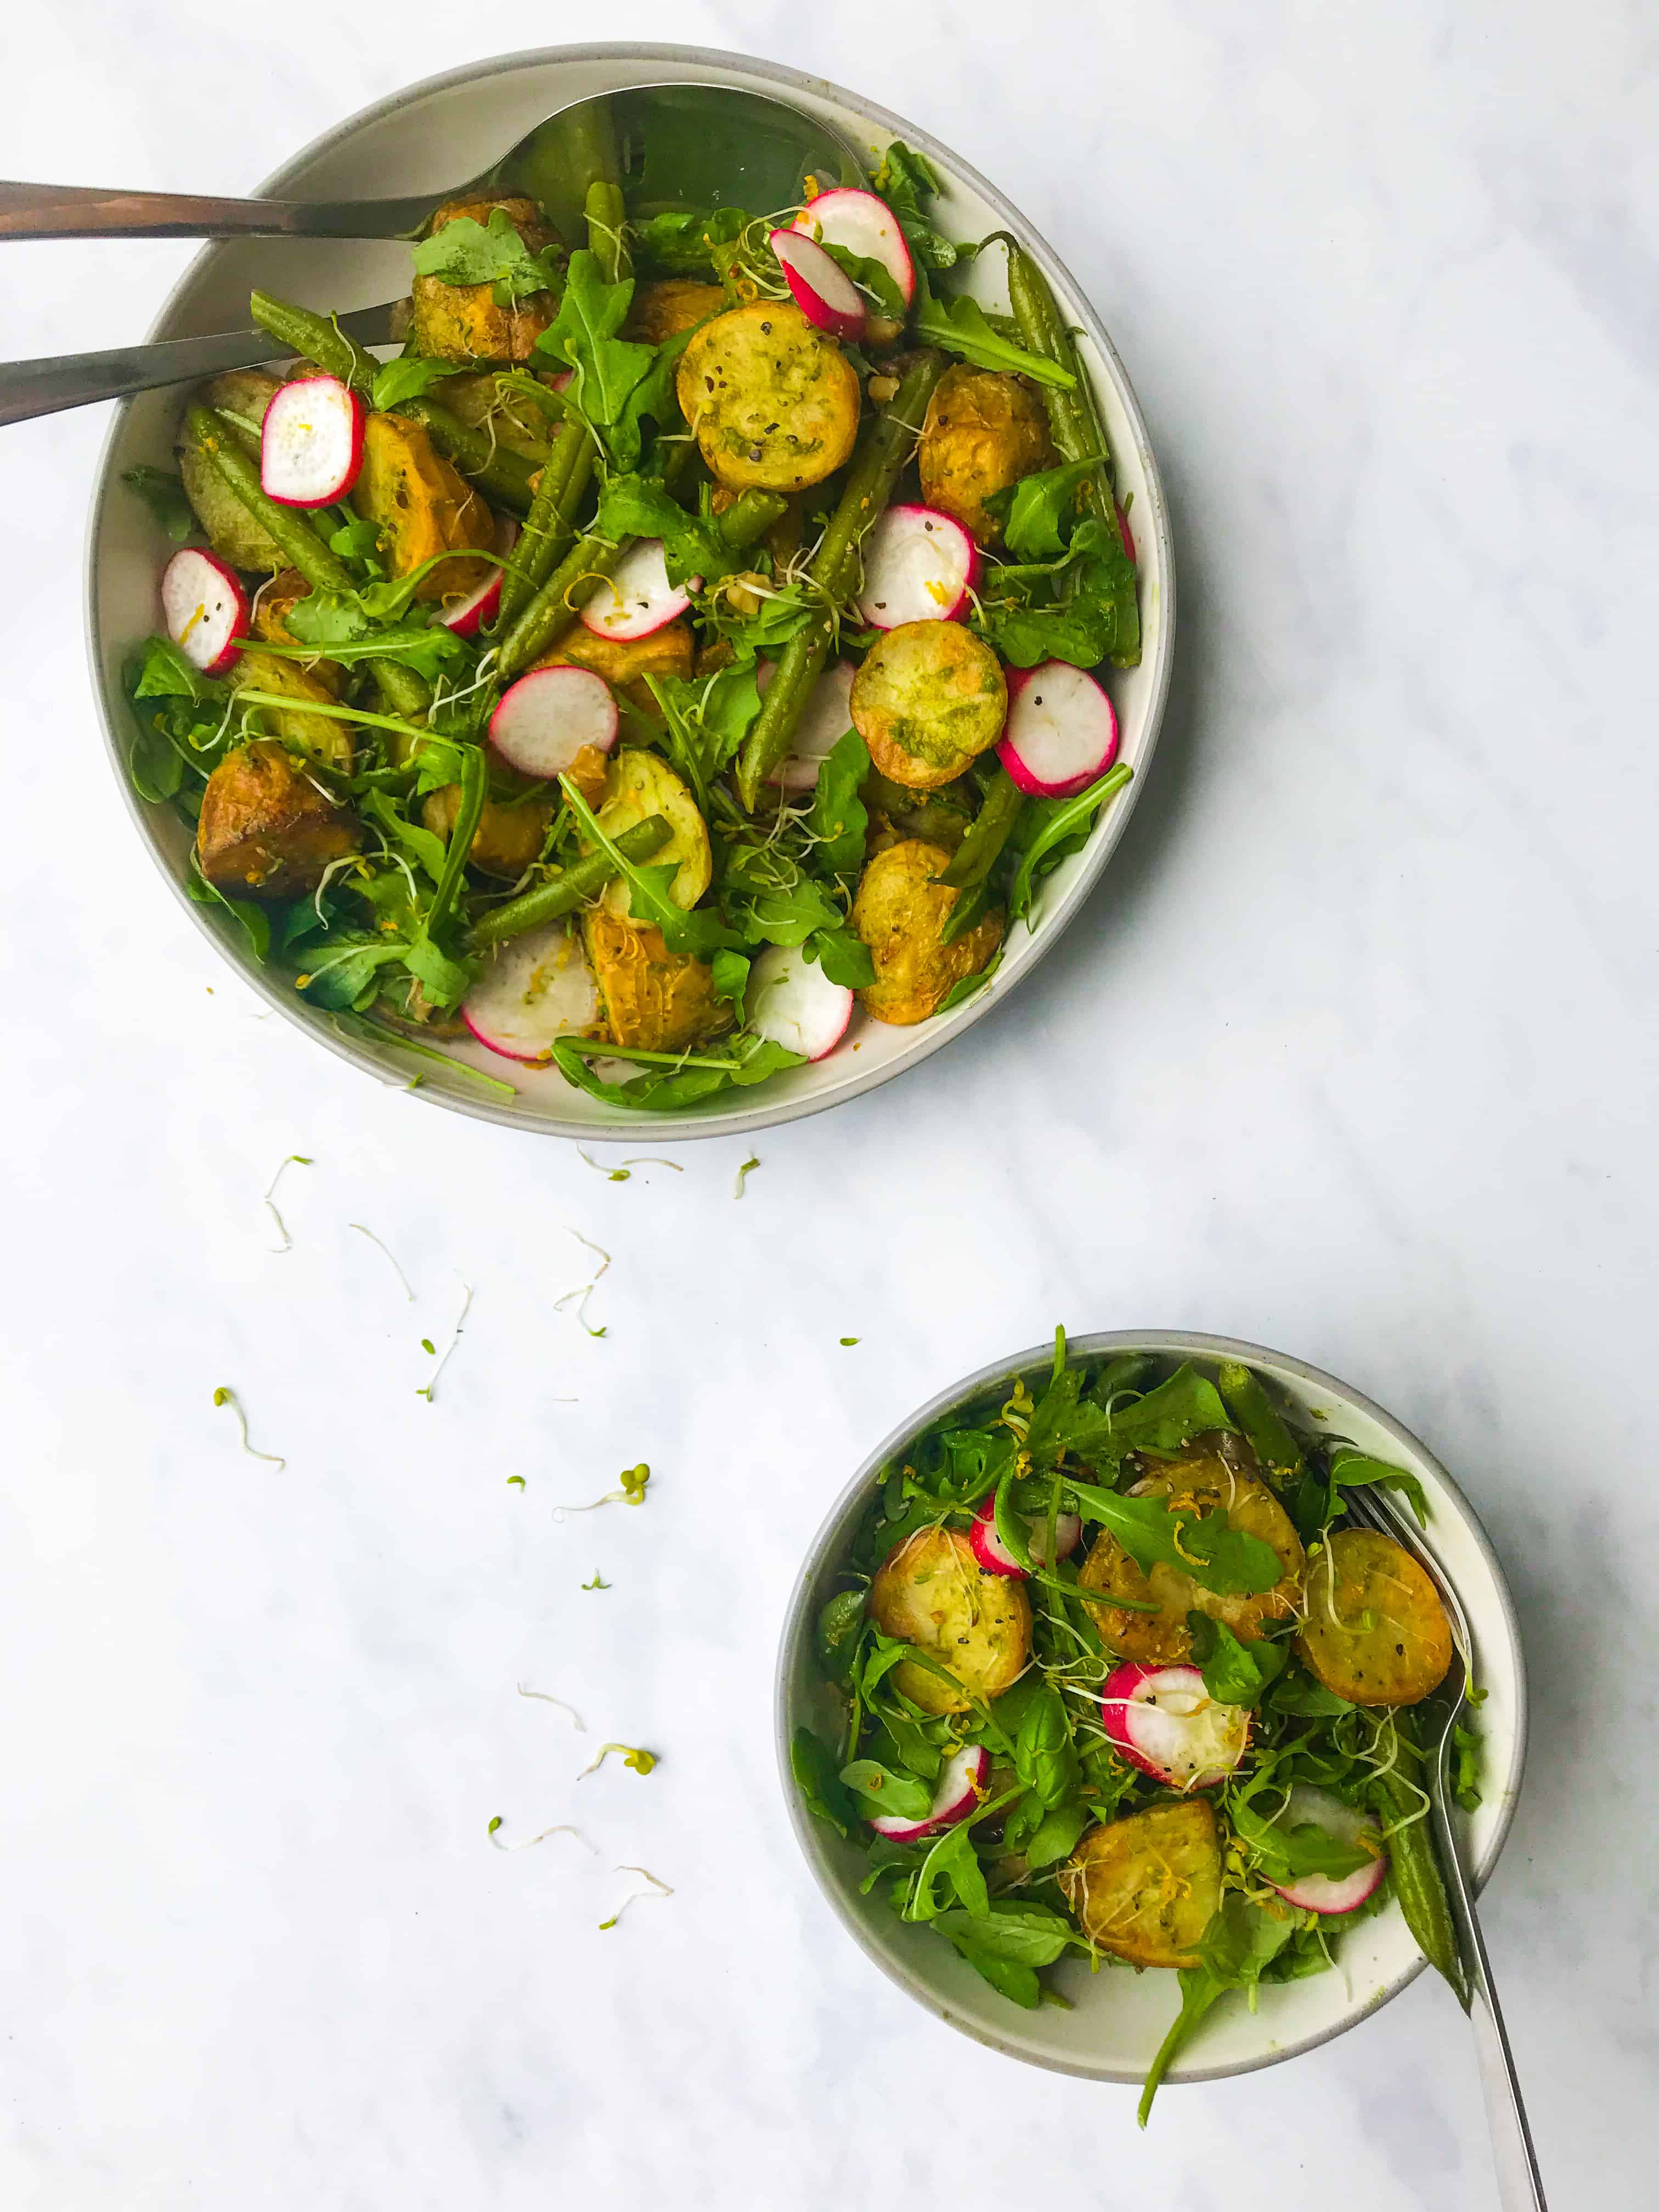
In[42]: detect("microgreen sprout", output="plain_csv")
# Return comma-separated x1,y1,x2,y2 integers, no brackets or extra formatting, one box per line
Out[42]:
599,1866,674,1929
211,1386,285,1469
262,1154,312,1251
487,1817,599,1855
349,1222,415,1301
840,1336,860,1346
733,1155,761,1199
554,1231,611,1338
417,1277,473,1402
582,1571,611,1590
516,1683,586,1733
578,1150,685,1183
579,1742,658,1779
550,1465,651,1522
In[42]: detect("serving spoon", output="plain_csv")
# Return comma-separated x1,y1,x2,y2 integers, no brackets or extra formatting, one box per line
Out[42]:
1341,1483,1548,2210
0,84,862,427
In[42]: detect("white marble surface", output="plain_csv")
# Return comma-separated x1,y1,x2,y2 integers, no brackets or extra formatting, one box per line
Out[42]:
2,4,1655,2205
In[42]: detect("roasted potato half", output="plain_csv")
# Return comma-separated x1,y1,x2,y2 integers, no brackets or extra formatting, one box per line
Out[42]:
197,740,359,900
422,783,554,879
585,751,712,919
677,302,861,492
1077,1446,1305,1663
583,911,729,1054
179,370,285,572
918,365,1057,547
1061,1801,1222,1967
227,650,355,768
540,619,695,718
410,196,558,364
625,278,726,345
850,838,1005,1025
1296,1529,1454,1707
354,413,495,601
868,1525,1031,1715
850,620,1008,791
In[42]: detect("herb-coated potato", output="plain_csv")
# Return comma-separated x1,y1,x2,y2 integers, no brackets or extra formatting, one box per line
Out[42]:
197,740,359,899
421,783,554,879
353,414,494,601
227,650,355,768
868,1525,1031,1715
178,370,285,571
586,751,711,919
850,838,1005,1025
251,569,345,695
677,302,861,492
410,196,558,364
918,365,1056,547
540,619,695,717
1061,1801,1222,1967
850,621,1007,791
583,912,728,1053
437,370,558,460
1077,1446,1305,1663
624,278,726,345
1296,1529,1453,1707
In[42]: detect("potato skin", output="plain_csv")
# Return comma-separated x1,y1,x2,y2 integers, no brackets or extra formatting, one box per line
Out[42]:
179,371,285,571
354,413,494,601
677,302,861,491
410,196,558,364
1296,1529,1453,1707
540,619,695,717
1061,1801,1222,1967
1077,1446,1305,1663
868,1525,1031,1714
589,751,712,918
583,912,728,1053
850,839,1005,1025
197,740,359,899
624,279,726,345
227,650,355,768
918,365,1056,547
422,783,553,879
850,621,1008,791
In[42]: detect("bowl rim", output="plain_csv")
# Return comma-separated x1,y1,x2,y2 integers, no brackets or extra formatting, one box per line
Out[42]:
773,1327,1530,2085
83,41,1176,1143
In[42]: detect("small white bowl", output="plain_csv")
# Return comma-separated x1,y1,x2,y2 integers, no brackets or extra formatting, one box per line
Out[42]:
775,1330,1527,2086
85,44,1175,1142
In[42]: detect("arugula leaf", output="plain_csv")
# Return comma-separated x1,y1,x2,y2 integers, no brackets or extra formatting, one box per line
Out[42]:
720,840,845,948
1008,763,1133,921
293,932,405,1009
1184,1612,1289,1706
1025,1358,1231,1471
933,1899,1074,1967
122,465,196,543
791,1726,857,1838
807,727,868,878
133,635,225,705
839,1759,933,1822
635,206,751,277
997,462,1098,561
1024,1799,1090,1870
806,927,876,989
819,241,907,319
870,142,963,273
185,865,270,960
710,947,752,1019
329,515,385,566
535,251,655,454
362,789,447,881
1138,1896,1296,2124
977,514,1138,672
411,207,561,303
1064,1479,1284,1597
597,472,732,589
1452,1720,1483,1813
647,662,763,808
1234,1796,1378,1885
1012,1685,1080,1809
911,278,1075,388
1267,1669,1355,1719
550,1033,803,1111
907,1815,991,1921
1327,1446,1430,1529
370,356,464,411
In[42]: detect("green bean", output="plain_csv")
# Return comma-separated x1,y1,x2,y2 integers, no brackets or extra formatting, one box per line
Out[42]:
735,348,947,807
371,659,432,721
938,767,1024,891
717,489,788,548
1370,1716,1468,2008
496,419,592,628
187,407,355,592
424,744,488,946
1216,1361,1306,1490
466,815,672,948
585,179,631,285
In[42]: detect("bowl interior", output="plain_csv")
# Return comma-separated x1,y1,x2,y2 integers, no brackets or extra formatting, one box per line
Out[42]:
87,44,1172,1140
776,1331,1526,2085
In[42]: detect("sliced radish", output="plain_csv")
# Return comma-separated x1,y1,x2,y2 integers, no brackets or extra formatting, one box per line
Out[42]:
259,375,365,507
765,660,857,793
793,187,916,308
461,921,600,1064
868,1744,990,1842
441,519,518,637
160,547,249,677
998,661,1120,798
769,227,866,341
488,666,618,779
745,942,854,1062
579,539,694,642
855,504,979,629
968,1493,1082,1578
1100,1662,1250,1791
1266,1785,1389,1916
1115,500,1136,563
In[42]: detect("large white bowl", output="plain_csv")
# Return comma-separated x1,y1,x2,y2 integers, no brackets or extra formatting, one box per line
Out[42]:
86,44,1174,1141
775,1330,1527,2085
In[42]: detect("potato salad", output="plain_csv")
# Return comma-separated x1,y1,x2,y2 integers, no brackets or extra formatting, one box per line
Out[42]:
791,1335,1476,2120
122,130,1141,1109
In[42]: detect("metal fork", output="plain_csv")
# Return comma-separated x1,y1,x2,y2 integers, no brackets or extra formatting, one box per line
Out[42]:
1340,1483,1548,2209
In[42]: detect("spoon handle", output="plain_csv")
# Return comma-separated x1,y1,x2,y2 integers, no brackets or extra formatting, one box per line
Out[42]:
0,180,435,241
0,302,397,427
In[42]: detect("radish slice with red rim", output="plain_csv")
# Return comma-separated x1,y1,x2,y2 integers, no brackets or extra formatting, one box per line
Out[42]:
868,1743,990,1841
1265,1785,1389,1915
765,660,857,793
580,538,695,642
259,375,366,507
441,520,518,637
998,661,1120,797
488,666,618,780
1100,1662,1250,1790
855,504,980,629
769,227,866,341
160,547,249,676
745,942,854,1062
793,187,916,308
461,922,601,1064
968,1493,1082,1578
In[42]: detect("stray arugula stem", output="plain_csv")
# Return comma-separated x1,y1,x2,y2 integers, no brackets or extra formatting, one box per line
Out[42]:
211,1386,284,1470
